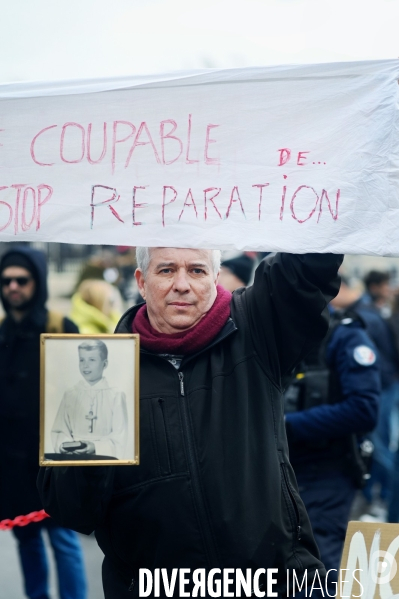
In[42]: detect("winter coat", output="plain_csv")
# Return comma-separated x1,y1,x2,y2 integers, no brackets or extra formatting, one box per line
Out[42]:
353,295,399,389
285,313,380,471
0,246,78,519
38,253,343,598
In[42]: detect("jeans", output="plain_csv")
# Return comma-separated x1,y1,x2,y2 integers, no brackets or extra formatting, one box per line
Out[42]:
364,382,399,503
388,387,399,522
388,449,399,522
12,518,87,599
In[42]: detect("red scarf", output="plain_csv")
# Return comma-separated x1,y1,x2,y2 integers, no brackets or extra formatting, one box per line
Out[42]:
132,285,232,355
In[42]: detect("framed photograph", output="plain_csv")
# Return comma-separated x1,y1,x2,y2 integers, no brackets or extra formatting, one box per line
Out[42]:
40,334,139,466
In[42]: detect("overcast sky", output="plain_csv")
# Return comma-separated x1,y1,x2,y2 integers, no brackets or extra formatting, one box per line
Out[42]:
1,0,399,82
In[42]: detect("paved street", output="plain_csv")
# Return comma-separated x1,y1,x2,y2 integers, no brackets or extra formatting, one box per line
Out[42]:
0,528,104,599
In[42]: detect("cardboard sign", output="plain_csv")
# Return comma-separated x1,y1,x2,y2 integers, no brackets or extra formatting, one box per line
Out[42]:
0,60,399,252
338,521,399,599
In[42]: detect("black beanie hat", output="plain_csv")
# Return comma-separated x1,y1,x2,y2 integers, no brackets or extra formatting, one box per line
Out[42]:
1,252,38,281
221,254,254,286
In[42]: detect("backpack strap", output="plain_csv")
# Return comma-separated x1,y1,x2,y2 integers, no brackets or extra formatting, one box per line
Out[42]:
46,310,65,334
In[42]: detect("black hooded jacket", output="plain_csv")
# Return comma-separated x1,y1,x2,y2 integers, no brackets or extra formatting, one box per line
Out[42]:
0,245,78,520
38,253,342,597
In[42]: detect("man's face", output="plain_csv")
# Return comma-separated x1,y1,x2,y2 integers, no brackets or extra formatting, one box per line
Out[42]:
371,281,392,303
1,266,36,310
79,349,107,385
135,248,219,334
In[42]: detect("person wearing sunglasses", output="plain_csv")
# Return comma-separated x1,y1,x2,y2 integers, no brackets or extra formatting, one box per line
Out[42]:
1,270,36,318
0,246,88,599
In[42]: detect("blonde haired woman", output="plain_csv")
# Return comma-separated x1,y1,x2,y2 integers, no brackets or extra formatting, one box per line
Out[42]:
70,279,122,334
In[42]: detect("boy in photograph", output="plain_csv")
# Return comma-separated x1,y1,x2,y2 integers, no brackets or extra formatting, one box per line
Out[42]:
51,340,128,459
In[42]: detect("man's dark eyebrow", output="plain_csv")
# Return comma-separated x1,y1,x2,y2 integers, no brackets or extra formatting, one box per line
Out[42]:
189,263,209,269
155,262,176,269
154,261,209,269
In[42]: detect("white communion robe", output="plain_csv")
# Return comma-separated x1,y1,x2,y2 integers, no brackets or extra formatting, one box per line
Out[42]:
51,377,128,458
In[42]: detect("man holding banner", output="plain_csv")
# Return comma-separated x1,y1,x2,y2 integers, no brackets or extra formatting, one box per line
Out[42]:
0,56,394,596
39,246,342,597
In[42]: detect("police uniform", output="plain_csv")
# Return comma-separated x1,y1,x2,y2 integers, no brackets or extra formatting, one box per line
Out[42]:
285,311,380,595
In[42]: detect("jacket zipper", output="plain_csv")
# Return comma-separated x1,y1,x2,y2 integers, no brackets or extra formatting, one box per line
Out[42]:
157,398,172,474
178,371,220,567
178,372,185,396
281,464,302,541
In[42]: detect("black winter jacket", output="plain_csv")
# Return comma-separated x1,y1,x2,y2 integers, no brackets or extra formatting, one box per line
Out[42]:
38,253,343,597
0,246,78,519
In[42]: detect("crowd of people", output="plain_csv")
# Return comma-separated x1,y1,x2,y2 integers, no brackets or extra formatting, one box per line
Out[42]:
1,243,399,598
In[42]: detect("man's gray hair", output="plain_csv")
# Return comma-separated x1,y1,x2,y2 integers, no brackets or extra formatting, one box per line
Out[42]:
136,248,221,278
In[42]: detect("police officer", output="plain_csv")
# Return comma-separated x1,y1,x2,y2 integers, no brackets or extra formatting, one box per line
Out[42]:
285,279,380,597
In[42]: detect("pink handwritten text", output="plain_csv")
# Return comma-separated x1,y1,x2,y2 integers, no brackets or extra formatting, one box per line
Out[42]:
30,115,221,175
0,184,53,234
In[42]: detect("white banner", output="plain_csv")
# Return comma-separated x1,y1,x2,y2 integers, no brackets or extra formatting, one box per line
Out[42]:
1,60,399,254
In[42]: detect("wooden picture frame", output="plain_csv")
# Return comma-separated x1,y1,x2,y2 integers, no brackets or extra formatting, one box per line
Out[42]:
40,334,139,466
